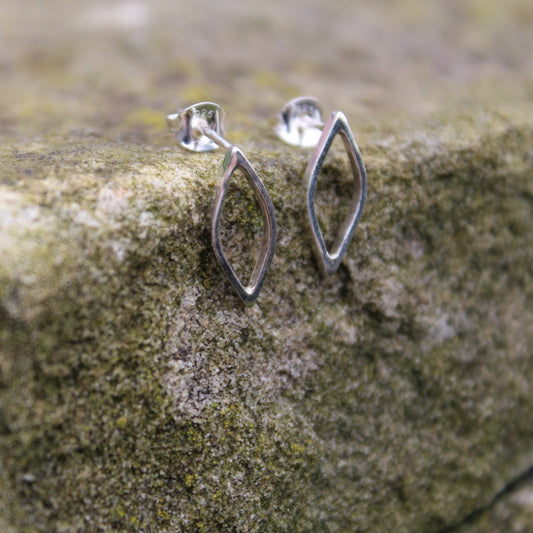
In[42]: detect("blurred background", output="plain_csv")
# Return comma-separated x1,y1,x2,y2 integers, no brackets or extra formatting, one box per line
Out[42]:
1,0,532,144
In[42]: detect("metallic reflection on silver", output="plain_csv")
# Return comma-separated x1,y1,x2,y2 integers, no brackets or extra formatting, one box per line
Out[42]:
276,98,367,274
274,96,324,148
168,102,277,304
211,147,277,305
305,111,367,274
166,102,226,153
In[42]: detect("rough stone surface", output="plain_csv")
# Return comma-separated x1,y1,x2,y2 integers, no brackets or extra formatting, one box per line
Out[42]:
455,472,533,533
1,1,532,531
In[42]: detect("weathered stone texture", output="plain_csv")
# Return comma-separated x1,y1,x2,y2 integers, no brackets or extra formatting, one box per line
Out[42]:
1,1,532,531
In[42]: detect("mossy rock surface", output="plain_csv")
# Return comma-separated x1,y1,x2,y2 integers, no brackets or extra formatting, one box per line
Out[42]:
1,1,533,531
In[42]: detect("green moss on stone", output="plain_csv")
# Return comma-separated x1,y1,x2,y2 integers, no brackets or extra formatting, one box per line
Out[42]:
1,107,532,531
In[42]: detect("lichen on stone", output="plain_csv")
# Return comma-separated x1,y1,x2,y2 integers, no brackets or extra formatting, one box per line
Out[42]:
1,0,533,530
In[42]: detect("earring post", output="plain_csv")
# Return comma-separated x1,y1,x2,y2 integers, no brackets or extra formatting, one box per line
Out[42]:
201,125,233,152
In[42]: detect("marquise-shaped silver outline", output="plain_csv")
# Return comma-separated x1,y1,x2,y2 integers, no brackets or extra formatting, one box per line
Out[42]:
211,147,277,305
305,111,367,274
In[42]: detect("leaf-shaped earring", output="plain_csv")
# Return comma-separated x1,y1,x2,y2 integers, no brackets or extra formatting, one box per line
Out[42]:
167,102,277,305
275,97,367,274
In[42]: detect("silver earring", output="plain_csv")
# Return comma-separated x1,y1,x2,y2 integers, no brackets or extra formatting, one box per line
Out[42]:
167,102,277,305
275,97,367,274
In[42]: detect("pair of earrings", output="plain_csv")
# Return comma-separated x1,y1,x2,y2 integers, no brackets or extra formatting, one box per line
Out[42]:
166,97,367,305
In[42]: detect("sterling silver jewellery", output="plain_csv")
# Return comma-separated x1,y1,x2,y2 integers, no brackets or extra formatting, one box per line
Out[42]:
275,97,367,274
167,102,277,305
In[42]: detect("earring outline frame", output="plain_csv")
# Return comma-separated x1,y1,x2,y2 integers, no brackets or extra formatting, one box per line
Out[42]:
304,111,367,274
211,146,277,305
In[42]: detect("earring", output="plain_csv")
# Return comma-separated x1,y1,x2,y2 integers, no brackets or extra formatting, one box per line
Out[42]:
167,102,277,305
275,97,367,275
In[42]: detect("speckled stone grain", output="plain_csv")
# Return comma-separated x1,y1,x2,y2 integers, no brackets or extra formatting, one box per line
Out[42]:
0,1,532,531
